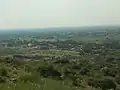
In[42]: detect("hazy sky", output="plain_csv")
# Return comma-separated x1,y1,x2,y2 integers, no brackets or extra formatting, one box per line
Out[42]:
0,0,120,28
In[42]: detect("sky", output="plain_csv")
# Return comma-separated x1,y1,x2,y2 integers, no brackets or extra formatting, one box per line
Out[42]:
0,0,120,29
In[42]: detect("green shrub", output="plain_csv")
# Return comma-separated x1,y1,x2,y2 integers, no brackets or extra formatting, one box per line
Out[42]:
88,77,117,90
38,65,61,78
88,77,98,88
0,76,6,83
0,68,8,76
19,74,36,83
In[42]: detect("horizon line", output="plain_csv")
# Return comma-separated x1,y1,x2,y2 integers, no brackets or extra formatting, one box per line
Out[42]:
0,24,120,30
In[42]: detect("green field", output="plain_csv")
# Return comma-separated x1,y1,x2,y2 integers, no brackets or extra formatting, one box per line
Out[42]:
72,36,105,43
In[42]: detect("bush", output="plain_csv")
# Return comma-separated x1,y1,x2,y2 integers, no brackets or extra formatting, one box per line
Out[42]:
19,74,36,83
88,78,98,88
88,77,117,90
0,76,6,83
72,78,82,86
0,68,8,76
115,76,120,85
38,65,61,78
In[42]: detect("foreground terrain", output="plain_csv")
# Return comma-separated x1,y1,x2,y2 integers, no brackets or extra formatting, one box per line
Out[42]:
0,26,120,90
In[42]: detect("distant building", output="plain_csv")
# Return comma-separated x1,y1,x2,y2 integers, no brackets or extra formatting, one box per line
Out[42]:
28,43,32,47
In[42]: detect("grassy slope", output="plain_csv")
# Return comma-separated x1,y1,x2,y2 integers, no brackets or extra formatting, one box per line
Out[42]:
0,50,80,90
0,78,76,90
